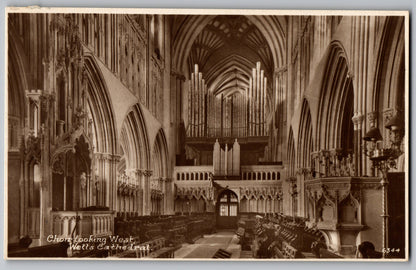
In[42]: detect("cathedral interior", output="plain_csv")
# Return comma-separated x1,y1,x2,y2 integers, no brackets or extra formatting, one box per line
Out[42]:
6,12,406,259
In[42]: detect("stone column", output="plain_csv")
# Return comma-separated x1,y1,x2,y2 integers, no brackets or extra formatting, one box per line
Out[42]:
135,169,143,215
102,153,112,208
367,111,378,176
159,177,167,214
142,169,153,215
110,155,120,211
352,112,364,176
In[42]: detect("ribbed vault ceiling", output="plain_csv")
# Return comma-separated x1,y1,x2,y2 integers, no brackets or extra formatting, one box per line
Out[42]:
185,15,275,97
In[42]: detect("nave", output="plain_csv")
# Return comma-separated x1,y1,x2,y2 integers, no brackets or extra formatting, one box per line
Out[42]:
174,231,241,259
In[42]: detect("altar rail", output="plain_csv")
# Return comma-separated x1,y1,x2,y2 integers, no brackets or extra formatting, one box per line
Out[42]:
51,211,115,239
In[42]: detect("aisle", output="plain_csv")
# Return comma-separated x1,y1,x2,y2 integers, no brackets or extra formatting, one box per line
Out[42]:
174,231,241,259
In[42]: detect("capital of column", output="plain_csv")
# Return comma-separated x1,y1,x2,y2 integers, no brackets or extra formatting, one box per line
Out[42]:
352,112,364,130
383,108,395,124
96,152,115,161
286,176,297,183
274,65,288,75
143,170,153,177
134,169,145,176
347,70,355,80
171,70,186,81
26,89,43,103
40,179,49,190
111,154,122,162
367,111,379,128
39,93,53,111
159,177,172,182
296,167,311,176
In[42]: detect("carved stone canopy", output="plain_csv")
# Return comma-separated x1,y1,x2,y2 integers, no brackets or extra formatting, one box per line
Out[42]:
175,186,214,201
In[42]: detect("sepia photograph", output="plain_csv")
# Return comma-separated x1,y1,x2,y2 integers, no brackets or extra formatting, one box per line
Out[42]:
4,8,408,260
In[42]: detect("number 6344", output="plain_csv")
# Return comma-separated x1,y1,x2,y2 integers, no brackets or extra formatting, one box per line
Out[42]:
382,248,400,253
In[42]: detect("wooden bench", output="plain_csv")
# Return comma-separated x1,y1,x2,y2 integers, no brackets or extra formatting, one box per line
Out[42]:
236,227,245,238
115,237,179,258
8,242,69,258
282,241,304,258
137,237,179,258
318,248,343,258
212,249,232,258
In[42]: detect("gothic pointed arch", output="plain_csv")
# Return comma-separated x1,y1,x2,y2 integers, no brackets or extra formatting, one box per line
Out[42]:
288,127,296,176
117,104,151,215
8,27,29,151
297,99,314,169
371,16,405,167
372,16,405,115
315,42,354,151
152,128,169,178
7,24,30,243
120,104,150,171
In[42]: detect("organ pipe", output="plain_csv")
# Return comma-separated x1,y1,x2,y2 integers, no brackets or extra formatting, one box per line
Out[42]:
188,77,193,136
256,62,261,136
187,62,267,138
246,62,268,136
188,64,208,137
263,77,267,135
248,78,252,136
260,70,264,135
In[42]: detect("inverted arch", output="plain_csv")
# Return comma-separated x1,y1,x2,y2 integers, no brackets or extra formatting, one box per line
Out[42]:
84,54,117,155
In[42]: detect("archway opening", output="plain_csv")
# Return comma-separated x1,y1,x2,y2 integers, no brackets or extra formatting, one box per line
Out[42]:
216,189,238,229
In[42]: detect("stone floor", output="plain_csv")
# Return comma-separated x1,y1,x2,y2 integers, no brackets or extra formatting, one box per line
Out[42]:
174,230,242,259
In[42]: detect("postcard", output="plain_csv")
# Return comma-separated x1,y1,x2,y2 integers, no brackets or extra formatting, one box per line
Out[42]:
4,7,409,261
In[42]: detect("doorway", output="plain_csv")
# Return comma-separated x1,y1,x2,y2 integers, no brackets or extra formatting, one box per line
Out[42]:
216,189,238,229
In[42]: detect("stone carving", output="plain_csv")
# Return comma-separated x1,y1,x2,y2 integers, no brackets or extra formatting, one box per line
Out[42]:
51,153,65,175
305,177,379,229
239,186,281,200
40,93,53,113
117,171,140,196
297,167,313,180
367,111,378,127
175,186,215,201
25,134,41,162
72,106,87,130
143,170,153,177
50,14,83,72
311,149,355,178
